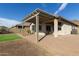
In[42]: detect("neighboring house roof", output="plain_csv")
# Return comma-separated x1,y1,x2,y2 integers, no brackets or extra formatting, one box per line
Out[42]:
72,20,79,26
23,8,78,26
16,22,31,27
11,22,31,29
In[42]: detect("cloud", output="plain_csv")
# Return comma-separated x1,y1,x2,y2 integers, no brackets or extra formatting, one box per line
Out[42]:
54,3,68,14
0,17,21,28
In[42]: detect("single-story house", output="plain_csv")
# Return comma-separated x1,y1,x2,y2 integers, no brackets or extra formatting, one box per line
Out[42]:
10,22,31,36
22,8,78,40
72,20,79,34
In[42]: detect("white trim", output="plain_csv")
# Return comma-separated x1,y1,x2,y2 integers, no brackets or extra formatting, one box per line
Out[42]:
25,13,39,22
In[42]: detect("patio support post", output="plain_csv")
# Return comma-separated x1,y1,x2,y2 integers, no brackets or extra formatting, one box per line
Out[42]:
54,18,58,37
36,15,39,42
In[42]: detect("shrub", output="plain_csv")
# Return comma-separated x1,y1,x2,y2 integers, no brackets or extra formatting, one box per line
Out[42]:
27,29,31,34
0,26,12,34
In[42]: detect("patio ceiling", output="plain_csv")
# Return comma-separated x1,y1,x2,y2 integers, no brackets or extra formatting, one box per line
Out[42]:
23,9,78,26
24,9,56,23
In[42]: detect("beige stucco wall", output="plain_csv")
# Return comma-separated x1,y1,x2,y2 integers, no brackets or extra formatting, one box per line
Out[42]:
58,24,72,35
77,26,79,34
30,23,35,33
58,23,78,35
30,23,46,36
30,22,77,36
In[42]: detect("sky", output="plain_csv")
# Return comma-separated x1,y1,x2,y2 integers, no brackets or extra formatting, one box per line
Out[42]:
0,3,79,27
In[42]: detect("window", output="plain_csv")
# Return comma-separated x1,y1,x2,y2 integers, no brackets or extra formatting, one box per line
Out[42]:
58,22,62,30
32,25,35,31
17,26,26,29
17,26,22,29
39,25,42,31
72,26,75,30
71,26,77,34
58,26,61,30
46,25,51,32
23,26,26,29
32,25,42,32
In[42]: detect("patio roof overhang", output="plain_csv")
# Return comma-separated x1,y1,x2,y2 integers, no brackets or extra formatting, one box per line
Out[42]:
23,9,56,23
23,9,78,26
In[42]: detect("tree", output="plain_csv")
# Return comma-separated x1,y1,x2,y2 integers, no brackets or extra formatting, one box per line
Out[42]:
0,26,9,34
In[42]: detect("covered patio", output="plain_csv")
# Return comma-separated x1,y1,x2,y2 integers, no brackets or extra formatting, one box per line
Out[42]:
24,9,78,41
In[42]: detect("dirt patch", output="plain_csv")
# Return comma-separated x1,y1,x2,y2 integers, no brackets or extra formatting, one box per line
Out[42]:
25,34,79,55
0,39,50,56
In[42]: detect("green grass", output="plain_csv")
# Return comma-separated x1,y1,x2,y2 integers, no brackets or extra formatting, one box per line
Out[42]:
0,34,21,42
